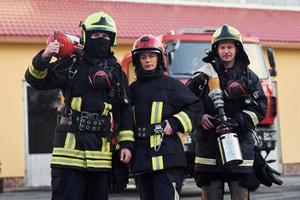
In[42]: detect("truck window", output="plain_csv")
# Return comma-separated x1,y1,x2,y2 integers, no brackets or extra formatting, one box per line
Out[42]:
167,41,269,79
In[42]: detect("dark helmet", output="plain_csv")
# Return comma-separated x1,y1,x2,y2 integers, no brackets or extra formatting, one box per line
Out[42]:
212,24,250,64
81,11,117,46
131,34,167,71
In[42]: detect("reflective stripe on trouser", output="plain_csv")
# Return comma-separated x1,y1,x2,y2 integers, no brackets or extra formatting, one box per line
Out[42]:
138,168,183,200
201,179,248,200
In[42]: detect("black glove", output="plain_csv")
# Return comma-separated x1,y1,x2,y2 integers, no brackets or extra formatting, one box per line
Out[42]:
253,148,283,187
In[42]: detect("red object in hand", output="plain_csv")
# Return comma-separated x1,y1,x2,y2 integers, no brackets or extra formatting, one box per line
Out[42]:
46,30,80,58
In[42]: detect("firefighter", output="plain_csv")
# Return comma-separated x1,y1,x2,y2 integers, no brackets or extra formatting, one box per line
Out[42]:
25,11,134,200
129,34,202,200
187,25,267,199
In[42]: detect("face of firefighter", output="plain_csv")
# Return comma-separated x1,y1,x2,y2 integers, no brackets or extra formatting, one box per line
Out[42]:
217,40,237,69
90,32,110,40
139,52,158,71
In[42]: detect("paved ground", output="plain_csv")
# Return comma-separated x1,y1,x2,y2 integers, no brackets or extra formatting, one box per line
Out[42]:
0,175,299,200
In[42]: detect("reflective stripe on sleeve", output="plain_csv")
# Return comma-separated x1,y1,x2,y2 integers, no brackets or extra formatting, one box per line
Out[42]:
174,111,192,133
242,110,259,126
28,65,48,79
118,130,135,142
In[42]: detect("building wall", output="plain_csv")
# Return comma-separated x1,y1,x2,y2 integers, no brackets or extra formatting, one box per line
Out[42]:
0,42,299,186
265,47,300,171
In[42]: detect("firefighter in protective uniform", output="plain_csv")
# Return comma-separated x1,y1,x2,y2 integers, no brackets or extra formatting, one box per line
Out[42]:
130,34,202,200
25,11,134,200
187,25,267,200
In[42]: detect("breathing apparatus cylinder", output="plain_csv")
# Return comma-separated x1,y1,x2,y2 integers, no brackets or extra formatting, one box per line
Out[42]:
203,65,243,166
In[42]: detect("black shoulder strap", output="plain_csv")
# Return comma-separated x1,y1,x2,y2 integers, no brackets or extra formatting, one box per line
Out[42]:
62,56,79,116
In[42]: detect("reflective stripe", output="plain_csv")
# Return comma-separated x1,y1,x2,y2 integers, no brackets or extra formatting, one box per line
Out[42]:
152,156,164,171
172,182,180,200
195,157,217,165
64,132,76,149
101,138,111,152
28,65,48,79
86,159,112,169
174,111,192,133
85,150,112,160
132,106,136,126
151,101,163,124
52,147,85,159
195,156,254,167
53,148,112,160
51,156,86,168
102,102,112,116
150,134,161,148
242,110,259,126
118,130,135,142
71,97,82,112
239,160,254,167
150,101,163,148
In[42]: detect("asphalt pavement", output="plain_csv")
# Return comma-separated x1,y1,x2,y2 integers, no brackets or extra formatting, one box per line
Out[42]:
0,175,299,200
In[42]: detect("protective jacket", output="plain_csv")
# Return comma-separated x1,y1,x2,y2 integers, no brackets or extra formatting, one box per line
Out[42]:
25,50,134,172
187,59,267,175
130,73,202,174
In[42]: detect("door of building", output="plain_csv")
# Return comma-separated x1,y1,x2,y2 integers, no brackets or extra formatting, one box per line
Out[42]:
23,83,62,186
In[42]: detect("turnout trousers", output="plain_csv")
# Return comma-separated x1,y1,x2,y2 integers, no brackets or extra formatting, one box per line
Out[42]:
51,168,110,200
137,168,184,200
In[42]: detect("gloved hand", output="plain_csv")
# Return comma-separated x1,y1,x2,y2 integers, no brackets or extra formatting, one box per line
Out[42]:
253,148,283,187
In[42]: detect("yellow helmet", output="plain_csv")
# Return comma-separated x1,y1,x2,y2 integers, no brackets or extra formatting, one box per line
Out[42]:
212,24,243,48
211,24,249,64
81,11,117,46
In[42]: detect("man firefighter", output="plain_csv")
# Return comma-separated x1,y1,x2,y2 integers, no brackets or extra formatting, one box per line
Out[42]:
187,24,267,199
129,34,202,200
25,11,134,200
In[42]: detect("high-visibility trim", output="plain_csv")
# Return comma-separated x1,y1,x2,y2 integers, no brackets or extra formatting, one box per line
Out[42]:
86,159,112,169
174,111,192,133
28,65,48,79
52,147,85,159
101,138,111,152
150,134,161,148
102,102,112,116
150,101,163,124
172,182,180,200
71,97,82,112
195,157,217,165
85,150,112,160
51,156,87,168
242,110,259,126
132,106,136,126
64,132,76,149
195,156,254,167
152,156,164,171
118,130,135,142
239,160,254,167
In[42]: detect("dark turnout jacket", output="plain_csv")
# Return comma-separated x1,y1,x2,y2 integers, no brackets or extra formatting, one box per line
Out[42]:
187,60,267,175
130,73,202,174
25,51,134,171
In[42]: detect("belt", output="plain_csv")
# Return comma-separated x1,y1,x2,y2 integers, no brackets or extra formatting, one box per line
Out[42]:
135,122,165,139
60,111,108,133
